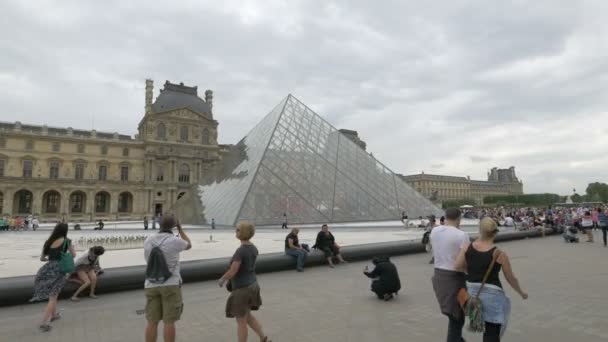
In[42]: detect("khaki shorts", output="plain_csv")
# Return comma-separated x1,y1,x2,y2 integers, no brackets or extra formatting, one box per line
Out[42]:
145,286,183,323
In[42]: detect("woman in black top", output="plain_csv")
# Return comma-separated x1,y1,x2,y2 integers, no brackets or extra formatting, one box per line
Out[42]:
31,223,76,332
312,224,346,268
455,218,527,342
218,222,272,342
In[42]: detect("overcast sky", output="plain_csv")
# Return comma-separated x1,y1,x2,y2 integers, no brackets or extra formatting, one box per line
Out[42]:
1,0,607,195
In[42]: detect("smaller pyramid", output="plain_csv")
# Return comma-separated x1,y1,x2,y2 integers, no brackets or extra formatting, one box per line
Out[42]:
179,95,443,226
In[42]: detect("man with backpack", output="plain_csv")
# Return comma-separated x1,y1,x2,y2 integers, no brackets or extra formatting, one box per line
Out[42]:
143,215,192,342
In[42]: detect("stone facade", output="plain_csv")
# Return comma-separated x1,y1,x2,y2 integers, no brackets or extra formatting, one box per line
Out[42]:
338,129,367,151
0,80,219,222
399,166,524,205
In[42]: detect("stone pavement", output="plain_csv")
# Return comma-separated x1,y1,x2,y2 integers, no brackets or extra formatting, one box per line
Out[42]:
1,232,607,342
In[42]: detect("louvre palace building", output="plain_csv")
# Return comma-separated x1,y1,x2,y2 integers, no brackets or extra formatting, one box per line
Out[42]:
0,80,220,222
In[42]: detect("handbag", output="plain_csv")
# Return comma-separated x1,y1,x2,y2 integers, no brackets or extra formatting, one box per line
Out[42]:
465,248,501,333
59,238,75,274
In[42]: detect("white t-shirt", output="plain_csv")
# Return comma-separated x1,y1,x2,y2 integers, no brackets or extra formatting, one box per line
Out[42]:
430,225,469,271
504,217,514,226
144,233,189,288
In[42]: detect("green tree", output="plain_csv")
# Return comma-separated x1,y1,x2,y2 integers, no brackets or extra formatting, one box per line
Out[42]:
483,193,561,206
585,182,608,202
571,193,583,203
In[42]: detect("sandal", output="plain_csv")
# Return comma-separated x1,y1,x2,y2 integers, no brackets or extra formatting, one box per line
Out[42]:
51,313,62,322
39,324,52,332
262,337,272,342
70,297,80,302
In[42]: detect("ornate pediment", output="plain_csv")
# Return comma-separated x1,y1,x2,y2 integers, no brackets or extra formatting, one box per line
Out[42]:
155,108,214,123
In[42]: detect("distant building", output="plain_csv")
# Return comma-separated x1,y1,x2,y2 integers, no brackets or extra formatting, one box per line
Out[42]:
338,129,366,151
0,79,220,221
399,166,524,205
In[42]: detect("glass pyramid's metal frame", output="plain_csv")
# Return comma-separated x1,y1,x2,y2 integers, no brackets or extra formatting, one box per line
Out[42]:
192,95,443,226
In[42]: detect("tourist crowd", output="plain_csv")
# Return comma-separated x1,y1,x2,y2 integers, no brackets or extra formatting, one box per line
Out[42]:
0,215,40,231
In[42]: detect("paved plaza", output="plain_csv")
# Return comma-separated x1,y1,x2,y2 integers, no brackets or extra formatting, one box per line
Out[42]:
0,227,427,277
1,232,607,341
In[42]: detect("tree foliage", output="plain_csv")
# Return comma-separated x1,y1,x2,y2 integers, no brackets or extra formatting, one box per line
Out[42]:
483,193,561,206
441,198,476,209
585,182,608,203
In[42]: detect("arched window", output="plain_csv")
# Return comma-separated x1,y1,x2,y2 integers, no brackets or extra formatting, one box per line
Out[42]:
201,128,210,145
157,122,166,139
13,189,33,214
180,126,189,141
69,191,86,214
94,191,111,213
118,192,133,213
178,164,190,183
42,190,61,214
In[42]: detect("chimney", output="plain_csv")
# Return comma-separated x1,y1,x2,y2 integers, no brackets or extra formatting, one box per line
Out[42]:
205,89,213,112
145,79,154,114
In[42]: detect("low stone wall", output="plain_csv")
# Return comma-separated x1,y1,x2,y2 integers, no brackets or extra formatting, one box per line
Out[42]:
0,228,550,307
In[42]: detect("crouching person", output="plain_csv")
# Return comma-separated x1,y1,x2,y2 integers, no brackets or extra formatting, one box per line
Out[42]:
70,246,105,301
364,255,401,301
144,215,192,342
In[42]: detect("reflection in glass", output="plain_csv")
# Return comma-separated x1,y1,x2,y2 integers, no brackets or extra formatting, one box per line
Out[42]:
185,95,442,226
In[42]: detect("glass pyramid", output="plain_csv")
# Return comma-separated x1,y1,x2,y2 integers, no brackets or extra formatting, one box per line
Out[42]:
187,95,443,226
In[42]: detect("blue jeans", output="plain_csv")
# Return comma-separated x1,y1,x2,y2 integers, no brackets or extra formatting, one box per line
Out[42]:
285,248,308,270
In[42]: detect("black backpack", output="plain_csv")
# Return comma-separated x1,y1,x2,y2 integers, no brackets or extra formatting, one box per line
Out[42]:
146,237,172,284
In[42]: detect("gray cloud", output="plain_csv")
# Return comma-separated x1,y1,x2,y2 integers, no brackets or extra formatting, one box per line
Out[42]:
470,156,491,163
1,0,607,194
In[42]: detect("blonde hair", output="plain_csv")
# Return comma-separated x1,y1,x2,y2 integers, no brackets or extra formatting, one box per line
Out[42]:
479,217,498,240
290,228,300,235
236,221,255,241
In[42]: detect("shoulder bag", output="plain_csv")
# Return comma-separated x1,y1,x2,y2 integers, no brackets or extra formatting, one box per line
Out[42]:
465,248,501,333
59,238,75,274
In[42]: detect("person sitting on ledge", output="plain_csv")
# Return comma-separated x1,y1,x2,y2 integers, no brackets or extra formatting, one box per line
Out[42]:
364,255,401,301
284,228,309,272
70,246,105,301
312,224,346,268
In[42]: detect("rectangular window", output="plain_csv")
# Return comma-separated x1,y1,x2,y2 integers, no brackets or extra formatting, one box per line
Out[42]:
180,126,189,141
120,166,129,182
23,160,33,178
49,161,60,179
122,148,129,157
77,144,85,153
52,142,60,152
156,166,164,182
101,145,108,155
98,165,107,181
0,159,4,177
25,140,34,150
75,163,84,180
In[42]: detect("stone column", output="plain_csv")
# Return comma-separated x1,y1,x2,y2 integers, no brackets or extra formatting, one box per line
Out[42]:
32,189,42,216
86,190,95,220
110,191,118,219
2,188,14,216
